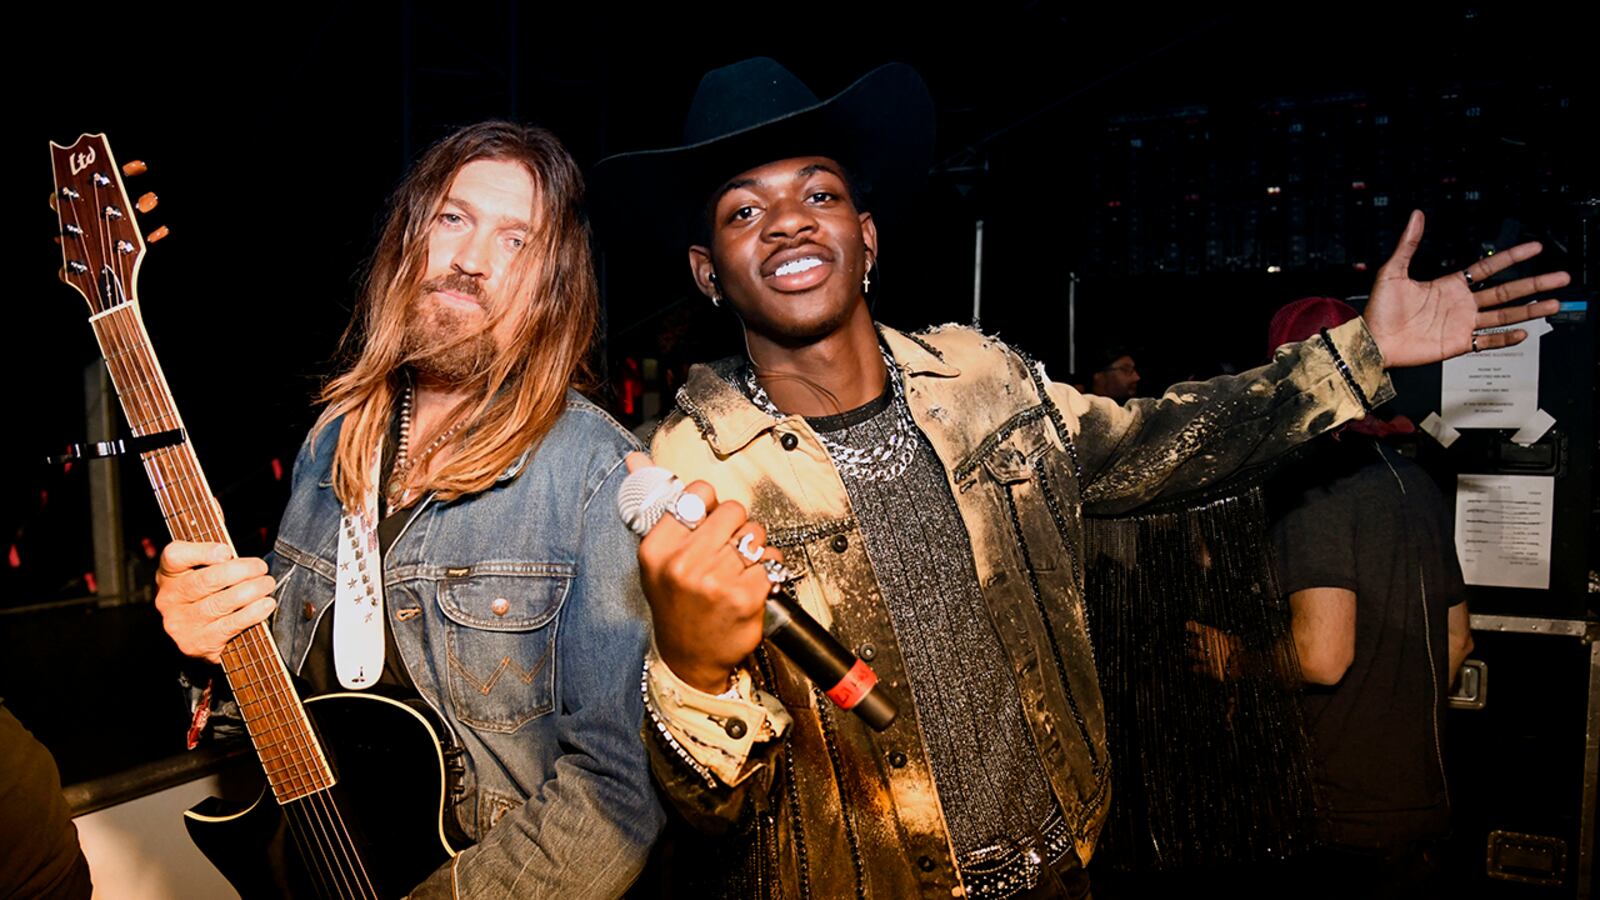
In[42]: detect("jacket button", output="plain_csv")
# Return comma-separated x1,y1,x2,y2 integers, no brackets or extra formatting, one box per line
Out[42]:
779,432,799,451
491,597,510,616
888,750,908,768
856,643,876,661
723,718,747,739
918,855,936,872
302,602,317,621
830,534,849,553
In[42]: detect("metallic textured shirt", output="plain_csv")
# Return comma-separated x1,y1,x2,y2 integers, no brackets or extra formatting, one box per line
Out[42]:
807,379,1070,892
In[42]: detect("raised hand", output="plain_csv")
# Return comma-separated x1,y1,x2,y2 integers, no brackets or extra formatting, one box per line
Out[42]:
626,452,783,693
1364,210,1568,368
154,541,277,663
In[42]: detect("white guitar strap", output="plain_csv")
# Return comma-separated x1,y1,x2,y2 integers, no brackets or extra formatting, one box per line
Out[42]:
333,453,386,689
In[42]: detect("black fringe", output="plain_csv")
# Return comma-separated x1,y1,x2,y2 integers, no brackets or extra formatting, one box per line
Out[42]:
1085,482,1318,872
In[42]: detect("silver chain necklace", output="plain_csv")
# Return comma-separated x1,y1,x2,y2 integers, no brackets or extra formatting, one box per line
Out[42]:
387,386,467,507
742,347,919,482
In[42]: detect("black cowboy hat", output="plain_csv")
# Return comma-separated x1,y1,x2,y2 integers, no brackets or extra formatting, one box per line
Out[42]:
590,57,935,250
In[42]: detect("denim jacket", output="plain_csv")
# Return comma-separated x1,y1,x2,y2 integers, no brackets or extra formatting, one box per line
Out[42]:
267,390,663,898
642,320,1391,898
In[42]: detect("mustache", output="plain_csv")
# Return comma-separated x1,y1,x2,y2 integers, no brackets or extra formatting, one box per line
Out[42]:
418,272,484,300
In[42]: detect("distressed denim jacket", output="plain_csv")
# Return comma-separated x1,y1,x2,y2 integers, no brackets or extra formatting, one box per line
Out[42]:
267,390,663,898
643,320,1391,898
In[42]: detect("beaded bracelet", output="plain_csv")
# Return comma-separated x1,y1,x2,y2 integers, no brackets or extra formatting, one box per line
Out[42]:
640,660,721,790
1319,326,1375,414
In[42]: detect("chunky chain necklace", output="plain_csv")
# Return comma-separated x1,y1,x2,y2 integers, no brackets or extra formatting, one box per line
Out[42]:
387,386,467,507
742,346,919,482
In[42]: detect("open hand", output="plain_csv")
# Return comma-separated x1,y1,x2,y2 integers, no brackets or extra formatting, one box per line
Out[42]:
1364,210,1568,367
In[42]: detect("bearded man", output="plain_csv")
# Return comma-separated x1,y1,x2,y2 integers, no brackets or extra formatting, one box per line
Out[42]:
593,59,1565,898
154,122,661,897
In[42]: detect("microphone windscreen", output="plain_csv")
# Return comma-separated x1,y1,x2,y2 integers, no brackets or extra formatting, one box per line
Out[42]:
617,465,684,536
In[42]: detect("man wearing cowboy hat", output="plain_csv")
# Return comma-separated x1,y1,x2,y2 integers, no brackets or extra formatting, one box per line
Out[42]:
594,59,1564,897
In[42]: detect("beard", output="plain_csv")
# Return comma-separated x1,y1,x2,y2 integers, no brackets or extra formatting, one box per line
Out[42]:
401,272,499,388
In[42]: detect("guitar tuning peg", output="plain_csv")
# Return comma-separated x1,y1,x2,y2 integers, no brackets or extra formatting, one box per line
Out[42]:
53,235,63,245
48,192,58,211
122,160,148,177
146,225,170,244
136,192,158,213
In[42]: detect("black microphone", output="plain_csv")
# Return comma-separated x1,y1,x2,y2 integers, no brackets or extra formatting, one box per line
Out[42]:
618,466,896,731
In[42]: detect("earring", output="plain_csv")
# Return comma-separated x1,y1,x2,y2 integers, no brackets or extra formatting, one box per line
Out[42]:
708,271,721,307
862,262,873,294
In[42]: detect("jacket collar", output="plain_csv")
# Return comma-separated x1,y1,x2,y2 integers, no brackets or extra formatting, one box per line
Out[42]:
676,324,961,456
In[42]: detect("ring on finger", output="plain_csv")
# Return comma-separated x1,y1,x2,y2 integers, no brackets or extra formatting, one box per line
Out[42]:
736,532,765,564
1461,269,1478,290
669,491,707,529
1471,333,1481,353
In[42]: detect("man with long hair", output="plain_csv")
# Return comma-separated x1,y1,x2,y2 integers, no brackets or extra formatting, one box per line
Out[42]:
591,59,1565,897
154,122,661,896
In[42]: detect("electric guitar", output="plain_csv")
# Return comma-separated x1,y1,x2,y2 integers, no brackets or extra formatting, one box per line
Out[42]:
50,133,456,898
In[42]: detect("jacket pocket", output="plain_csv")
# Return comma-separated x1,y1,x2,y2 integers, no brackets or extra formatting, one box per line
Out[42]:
436,566,572,733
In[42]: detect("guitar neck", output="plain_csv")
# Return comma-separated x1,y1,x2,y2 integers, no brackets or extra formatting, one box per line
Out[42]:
89,304,335,803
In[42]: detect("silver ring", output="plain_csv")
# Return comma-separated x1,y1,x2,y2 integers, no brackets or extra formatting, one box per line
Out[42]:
736,533,764,564
1462,269,1477,290
762,559,793,584
1471,334,1481,353
670,491,707,528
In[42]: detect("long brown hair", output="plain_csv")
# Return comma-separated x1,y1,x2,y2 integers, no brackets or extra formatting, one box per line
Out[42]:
314,121,598,509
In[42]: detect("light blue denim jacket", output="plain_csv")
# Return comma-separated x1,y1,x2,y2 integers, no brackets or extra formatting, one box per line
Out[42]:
267,390,662,897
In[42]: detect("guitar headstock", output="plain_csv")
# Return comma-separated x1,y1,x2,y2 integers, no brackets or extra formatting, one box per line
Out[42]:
49,133,158,315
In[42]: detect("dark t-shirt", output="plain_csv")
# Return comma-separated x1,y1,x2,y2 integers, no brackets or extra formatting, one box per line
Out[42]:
1268,439,1465,850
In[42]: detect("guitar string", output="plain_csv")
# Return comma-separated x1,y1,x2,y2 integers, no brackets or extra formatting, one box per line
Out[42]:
240,613,377,899
313,790,377,898
226,636,348,896
239,629,364,899
107,313,363,894
285,802,342,899
100,315,204,546
91,178,112,297
89,163,375,898
317,785,379,897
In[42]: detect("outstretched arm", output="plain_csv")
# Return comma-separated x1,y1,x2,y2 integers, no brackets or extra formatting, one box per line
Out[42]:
1053,213,1566,514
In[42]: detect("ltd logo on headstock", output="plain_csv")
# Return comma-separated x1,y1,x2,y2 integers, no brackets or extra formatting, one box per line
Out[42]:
69,145,97,176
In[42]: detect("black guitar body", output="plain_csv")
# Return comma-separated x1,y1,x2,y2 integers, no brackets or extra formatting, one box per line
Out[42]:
184,693,458,899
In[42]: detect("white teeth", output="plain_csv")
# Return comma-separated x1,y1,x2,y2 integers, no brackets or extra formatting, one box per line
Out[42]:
774,257,823,277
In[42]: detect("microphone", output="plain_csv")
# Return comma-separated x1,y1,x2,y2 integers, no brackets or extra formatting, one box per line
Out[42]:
618,466,897,731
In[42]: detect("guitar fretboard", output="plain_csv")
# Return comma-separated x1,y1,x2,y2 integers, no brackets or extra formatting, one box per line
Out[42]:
89,303,334,802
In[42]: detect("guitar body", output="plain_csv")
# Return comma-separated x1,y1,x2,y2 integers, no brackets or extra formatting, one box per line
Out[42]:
183,693,457,899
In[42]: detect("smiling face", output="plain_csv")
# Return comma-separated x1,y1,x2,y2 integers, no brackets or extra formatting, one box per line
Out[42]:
403,157,537,385
689,156,877,344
